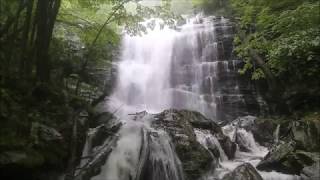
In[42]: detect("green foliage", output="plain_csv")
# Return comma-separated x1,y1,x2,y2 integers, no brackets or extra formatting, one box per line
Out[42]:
52,0,179,99
231,0,320,85
192,0,233,16
0,0,20,21
0,0,180,175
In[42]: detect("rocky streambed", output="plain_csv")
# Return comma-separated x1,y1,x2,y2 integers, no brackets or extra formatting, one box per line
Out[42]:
73,109,320,180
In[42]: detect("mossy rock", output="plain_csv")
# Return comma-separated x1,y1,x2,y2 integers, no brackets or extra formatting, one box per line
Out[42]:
0,149,44,168
223,163,263,180
291,119,320,152
152,109,214,180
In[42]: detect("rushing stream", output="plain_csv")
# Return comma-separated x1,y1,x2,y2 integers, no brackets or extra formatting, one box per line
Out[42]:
88,15,302,180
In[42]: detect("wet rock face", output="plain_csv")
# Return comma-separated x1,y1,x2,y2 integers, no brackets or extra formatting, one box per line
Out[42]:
246,117,320,176
257,141,297,173
73,113,121,180
291,120,320,152
222,163,263,180
243,117,276,147
76,109,239,180
216,133,237,159
144,109,235,179
257,141,318,175
32,122,63,141
230,116,281,147
170,16,266,123
302,158,320,180
152,109,214,180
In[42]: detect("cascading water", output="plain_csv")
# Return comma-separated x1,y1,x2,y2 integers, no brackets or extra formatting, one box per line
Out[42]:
215,122,302,180
107,19,176,116
87,14,300,180
108,15,225,119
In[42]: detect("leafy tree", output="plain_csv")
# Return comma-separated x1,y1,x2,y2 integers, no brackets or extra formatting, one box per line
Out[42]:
230,0,320,111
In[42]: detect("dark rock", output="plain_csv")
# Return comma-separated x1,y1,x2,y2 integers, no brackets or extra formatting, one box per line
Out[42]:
216,132,237,159
291,120,320,152
73,112,121,180
74,136,118,180
0,150,44,180
257,141,318,175
186,110,221,133
31,122,63,142
0,150,44,168
250,119,280,147
240,116,276,146
170,16,266,122
234,116,320,150
152,109,214,180
135,130,185,180
257,141,296,173
237,115,257,128
231,116,281,147
90,122,122,148
222,163,263,180
90,111,117,128
29,123,67,168
301,155,320,180
0,149,64,180
206,138,222,159
171,110,236,160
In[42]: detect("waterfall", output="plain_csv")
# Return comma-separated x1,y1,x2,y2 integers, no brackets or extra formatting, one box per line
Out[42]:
86,14,298,180
108,15,234,120
137,130,185,180
107,19,176,117
98,15,225,180
194,128,228,161
92,122,144,180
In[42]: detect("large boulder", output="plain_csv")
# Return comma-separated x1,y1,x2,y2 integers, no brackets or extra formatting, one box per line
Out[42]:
222,163,263,180
301,157,320,180
257,141,296,173
234,116,279,147
0,123,67,180
246,116,320,151
152,109,214,180
216,132,237,159
30,122,63,143
0,150,45,180
0,150,44,168
72,114,122,180
257,141,317,175
90,121,122,148
291,120,320,152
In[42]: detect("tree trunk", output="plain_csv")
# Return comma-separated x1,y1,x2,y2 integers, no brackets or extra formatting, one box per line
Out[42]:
34,0,61,83
248,49,278,90
20,0,34,79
